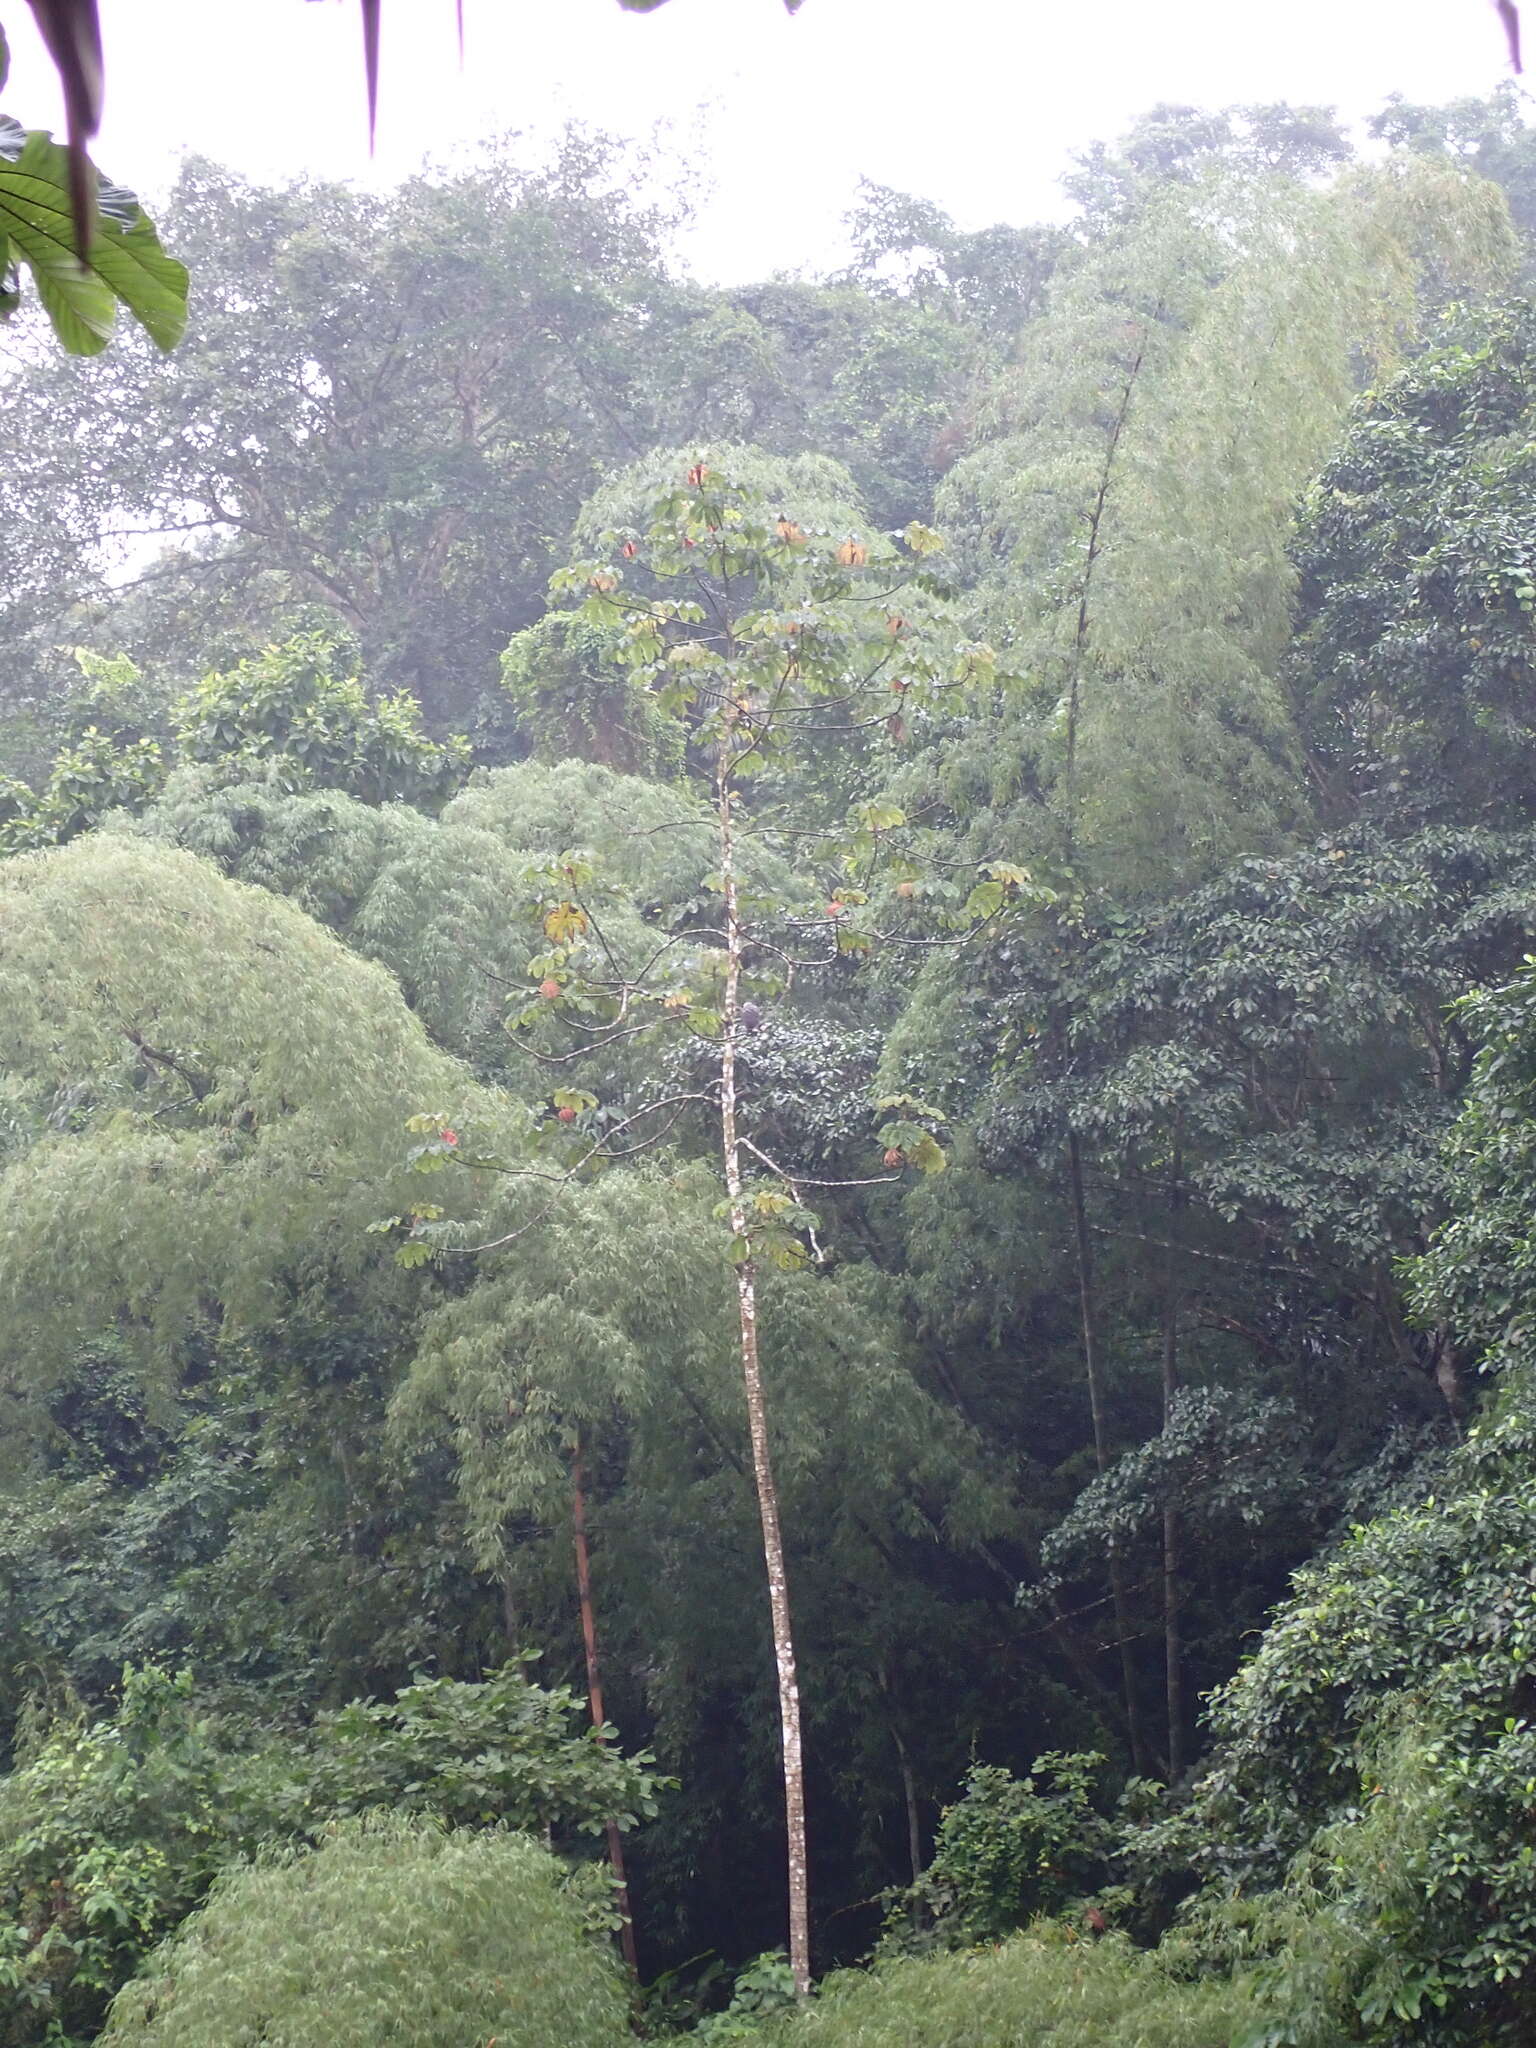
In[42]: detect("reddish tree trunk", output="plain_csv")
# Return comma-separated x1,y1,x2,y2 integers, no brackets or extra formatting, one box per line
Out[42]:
571,1436,639,1977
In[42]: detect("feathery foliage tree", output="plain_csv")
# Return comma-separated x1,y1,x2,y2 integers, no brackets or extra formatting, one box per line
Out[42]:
102,1817,629,2048
0,831,497,1402
939,155,1514,886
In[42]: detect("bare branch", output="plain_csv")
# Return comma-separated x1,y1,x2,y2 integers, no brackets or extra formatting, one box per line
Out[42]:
741,1137,900,1192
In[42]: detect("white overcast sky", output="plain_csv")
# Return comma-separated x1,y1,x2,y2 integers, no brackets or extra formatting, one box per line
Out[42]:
4,0,1528,279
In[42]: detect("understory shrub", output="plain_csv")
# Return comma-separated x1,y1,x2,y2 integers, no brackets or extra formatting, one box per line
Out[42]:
893,1752,1114,1946
1162,1374,1536,2044
745,1930,1249,2047
0,1663,659,2044
103,1816,629,2048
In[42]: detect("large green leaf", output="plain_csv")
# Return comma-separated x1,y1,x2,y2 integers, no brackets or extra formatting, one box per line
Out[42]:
0,118,186,353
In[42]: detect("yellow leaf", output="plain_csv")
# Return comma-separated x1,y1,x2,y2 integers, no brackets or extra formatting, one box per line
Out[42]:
544,901,589,943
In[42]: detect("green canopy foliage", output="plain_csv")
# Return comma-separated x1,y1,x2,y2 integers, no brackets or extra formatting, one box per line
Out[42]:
1297,298,1536,826
0,633,468,854
1159,1374,1536,2045
13,89,1536,2048
0,143,1000,733
1411,956,1536,1376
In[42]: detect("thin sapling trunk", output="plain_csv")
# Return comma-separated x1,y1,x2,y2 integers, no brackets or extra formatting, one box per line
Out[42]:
1067,1131,1151,1777
571,1434,640,1977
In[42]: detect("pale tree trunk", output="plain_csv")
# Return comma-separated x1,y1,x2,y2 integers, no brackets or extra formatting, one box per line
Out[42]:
570,1435,640,1977
717,765,812,1998
1067,1132,1151,1777
892,1724,924,1926
880,1666,924,1926
499,1564,519,1652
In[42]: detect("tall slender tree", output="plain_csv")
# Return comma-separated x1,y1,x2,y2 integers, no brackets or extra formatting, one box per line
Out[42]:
398,457,1026,1991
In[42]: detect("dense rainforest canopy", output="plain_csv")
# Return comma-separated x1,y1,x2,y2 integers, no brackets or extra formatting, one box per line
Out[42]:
9,80,1536,2048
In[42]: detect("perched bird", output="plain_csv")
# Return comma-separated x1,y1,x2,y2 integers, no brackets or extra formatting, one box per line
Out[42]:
739,1001,762,1033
